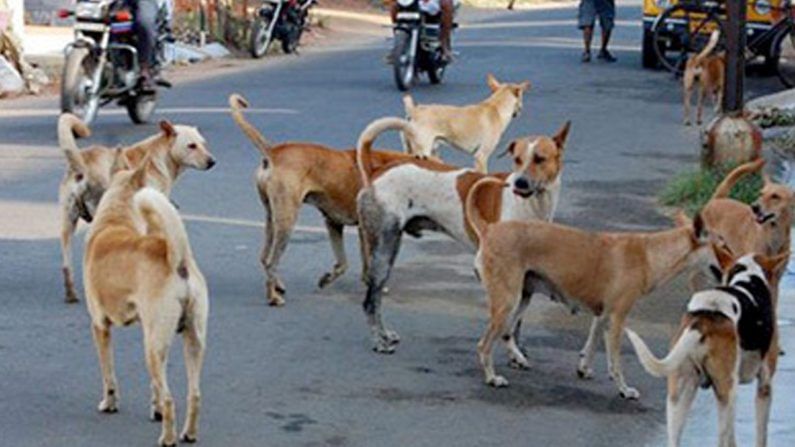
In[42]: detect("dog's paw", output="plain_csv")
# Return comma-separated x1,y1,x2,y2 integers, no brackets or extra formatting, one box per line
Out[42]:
508,358,530,370
487,375,510,388
180,432,198,443
159,436,177,447
372,342,397,354
383,329,401,345
151,407,163,422
64,290,79,304
98,398,118,414
684,120,691,127
619,387,640,400
317,272,335,289
576,366,594,380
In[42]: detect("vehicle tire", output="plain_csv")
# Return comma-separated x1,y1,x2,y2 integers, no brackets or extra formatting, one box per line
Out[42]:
641,27,659,69
250,18,273,58
428,49,446,84
652,5,724,75
773,27,795,88
392,30,415,92
61,46,100,125
126,93,157,124
282,28,301,54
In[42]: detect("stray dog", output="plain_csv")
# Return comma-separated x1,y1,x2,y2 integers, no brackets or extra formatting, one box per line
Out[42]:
466,178,707,398
625,246,788,447
683,30,725,126
58,114,216,303
229,93,422,306
402,73,530,172
357,116,570,353
83,158,209,447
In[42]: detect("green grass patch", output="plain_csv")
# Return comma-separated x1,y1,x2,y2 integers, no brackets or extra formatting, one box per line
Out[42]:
659,163,762,216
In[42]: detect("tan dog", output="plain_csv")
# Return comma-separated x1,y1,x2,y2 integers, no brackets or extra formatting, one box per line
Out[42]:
229,94,423,306
466,178,707,398
683,30,725,126
402,73,530,172
357,117,570,353
58,114,216,303
626,246,788,447
83,158,208,446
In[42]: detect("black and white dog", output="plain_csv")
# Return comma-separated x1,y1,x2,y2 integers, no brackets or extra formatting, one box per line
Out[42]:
625,246,788,447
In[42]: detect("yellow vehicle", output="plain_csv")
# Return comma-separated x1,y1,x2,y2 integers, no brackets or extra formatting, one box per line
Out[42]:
641,0,788,70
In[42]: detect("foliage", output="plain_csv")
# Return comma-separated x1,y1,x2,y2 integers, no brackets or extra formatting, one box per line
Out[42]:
659,163,763,216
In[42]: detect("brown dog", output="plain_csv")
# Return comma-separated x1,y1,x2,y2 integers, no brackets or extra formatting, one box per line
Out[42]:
357,117,570,353
83,158,209,446
229,94,423,306
58,114,216,303
683,30,725,126
626,246,788,447
466,177,707,398
402,73,531,172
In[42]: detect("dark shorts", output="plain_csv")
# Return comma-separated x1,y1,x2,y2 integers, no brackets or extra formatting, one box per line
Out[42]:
578,0,615,31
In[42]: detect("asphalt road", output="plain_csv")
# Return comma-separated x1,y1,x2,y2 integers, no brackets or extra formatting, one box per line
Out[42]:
1,2,794,446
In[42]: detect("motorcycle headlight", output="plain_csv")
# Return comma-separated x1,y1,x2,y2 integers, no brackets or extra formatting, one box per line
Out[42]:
397,0,415,7
754,0,772,15
75,2,106,20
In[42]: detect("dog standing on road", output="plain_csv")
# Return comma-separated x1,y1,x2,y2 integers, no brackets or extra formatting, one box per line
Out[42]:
625,246,788,447
466,178,708,398
58,114,216,303
83,158,209,447
683,30,725,126
229,94,423,306
357,117,570,353
402,73,530,172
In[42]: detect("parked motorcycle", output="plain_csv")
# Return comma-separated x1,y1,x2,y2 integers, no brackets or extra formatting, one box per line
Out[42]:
390,0,452,91
59,0,172,125
249,0,316,58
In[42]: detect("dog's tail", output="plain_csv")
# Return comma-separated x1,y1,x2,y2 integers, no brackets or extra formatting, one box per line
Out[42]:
58,113,91,173
625,328,701,378
402,94,416,118
356,117,416,187
465,177,505,244
229,93,272,158
711,158,765,200
694,30,720,65
134,187,192,275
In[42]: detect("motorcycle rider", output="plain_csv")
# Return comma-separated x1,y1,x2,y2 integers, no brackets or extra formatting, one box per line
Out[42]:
129,0,167,91
390,0,456,62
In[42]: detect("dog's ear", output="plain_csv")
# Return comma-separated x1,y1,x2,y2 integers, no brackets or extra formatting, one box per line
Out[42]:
159,120,177,138
497,140,518,159
110,147,128,175
712,242,735,273
552,121,572,150
487,73,501,92
754,251,790,281
518,80,531,92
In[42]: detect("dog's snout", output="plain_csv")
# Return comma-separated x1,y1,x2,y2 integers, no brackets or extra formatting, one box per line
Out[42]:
206,158,217,170
514,177,530,190
751,203,761,215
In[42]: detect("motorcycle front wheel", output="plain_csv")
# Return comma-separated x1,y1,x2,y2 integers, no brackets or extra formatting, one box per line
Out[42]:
392,30,415,92
126,93,157,124
61,47,100,125
250,18,274,58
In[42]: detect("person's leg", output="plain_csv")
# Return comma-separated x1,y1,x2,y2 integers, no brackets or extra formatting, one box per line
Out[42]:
578,0,597,62
134,0,159,88
597,0,617,62
440,0,455,60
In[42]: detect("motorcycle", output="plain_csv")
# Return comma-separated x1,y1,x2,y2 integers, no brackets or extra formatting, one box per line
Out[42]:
59,0,172,125
390,0,452,91
249,0,316,58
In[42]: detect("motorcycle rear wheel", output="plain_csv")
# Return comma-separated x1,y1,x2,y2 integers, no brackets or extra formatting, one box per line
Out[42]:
250,18,274,58
392,30,414,92
61,47,100,125
126,93,157,124
428,49,446,85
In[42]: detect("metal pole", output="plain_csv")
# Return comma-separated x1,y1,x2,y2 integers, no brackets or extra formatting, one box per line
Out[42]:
723,0,746,114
